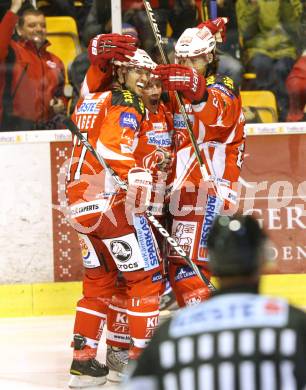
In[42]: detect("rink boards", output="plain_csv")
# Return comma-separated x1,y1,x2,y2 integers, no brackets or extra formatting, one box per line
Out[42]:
0,123,305,316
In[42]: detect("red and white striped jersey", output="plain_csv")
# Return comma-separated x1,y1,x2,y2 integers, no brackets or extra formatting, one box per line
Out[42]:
66,89,145,217
134,102,174,214
167,75,246,200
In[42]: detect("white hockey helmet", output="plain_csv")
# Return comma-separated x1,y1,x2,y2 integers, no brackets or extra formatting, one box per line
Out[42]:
175,27,216,58
113,48,157,70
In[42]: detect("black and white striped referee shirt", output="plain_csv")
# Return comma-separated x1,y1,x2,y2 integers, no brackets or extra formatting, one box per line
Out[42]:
125,287,306,390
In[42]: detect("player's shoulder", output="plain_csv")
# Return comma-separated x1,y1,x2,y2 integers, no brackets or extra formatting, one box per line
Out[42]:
206,74,240,98
111,89,145,116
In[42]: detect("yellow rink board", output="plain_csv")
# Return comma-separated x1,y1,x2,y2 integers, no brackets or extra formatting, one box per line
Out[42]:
0,275,305,317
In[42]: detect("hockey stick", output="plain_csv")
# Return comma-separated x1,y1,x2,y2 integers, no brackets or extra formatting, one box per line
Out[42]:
63,118,217,292
142,0,224,201
210,0,217,19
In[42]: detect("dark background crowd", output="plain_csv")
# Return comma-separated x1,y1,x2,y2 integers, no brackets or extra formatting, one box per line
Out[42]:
0,0,305,130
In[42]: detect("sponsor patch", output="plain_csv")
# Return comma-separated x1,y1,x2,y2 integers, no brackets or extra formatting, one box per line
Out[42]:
147,131,172,147
198,195,222,261
103,233,145,272
173,114,194,129
169,221,197,258
152,122,167,131
80,238,90,260
110,240,132,262
119,112,138,130
71,203,99,216
174,266,196,282
152,271,162,283
70,199,112,217
208,83,234,99
134,215,159,271
77,100,100,115
169,295,289,338
77,234,100,268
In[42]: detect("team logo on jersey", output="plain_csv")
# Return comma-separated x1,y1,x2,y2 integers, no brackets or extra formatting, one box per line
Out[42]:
147,130,172,147
169,221,197,258
198,195,222,260
79,237,90,260
119,112,138,130
110,240,132,262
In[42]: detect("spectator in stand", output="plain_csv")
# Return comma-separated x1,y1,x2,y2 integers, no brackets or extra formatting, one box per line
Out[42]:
168,0,199,40
83,0,174,55
169,0,244,87
214,0,244,87
286,54,306,122
125,214,306,390
0,0,35,19
36,0,92,44
236,0,303,121
286,0,306,122
1,1,14,20
81,0,112,48
0,0,67,131
123,0,174,54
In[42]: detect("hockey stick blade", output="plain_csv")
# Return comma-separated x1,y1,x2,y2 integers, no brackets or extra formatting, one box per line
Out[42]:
64,117,216,291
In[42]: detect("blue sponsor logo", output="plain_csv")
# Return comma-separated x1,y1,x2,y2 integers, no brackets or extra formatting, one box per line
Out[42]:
77,101,99,114
119,112,138,130
152,271,162,283
134,215,159,270
198,195,222,260
174,266,196,282
208,84,234,99
147,131,172,147
173,114,194,129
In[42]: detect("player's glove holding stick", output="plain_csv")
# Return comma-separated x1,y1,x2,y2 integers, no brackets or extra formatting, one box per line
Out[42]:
153,64,207,103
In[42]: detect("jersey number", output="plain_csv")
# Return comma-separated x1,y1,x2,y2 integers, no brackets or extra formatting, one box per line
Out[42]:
67,133,88,181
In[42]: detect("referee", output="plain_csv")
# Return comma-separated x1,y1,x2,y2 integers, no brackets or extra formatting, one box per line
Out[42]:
124,215,306,390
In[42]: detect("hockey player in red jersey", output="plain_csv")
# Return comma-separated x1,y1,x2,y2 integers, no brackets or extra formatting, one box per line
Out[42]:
68,33,176,382
105,75,174,382
153,18,246,307
65,48,166,388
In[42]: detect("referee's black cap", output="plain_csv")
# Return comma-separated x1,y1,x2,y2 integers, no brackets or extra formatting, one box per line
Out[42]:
207,215,267,276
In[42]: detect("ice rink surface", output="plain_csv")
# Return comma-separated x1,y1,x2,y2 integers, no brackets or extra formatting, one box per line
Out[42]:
0,315,119,390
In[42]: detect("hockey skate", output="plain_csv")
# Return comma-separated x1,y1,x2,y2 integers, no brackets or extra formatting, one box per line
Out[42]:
106,345,129,383
68,334,109,388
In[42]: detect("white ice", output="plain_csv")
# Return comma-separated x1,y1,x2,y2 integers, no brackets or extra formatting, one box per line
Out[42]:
0,315,119,390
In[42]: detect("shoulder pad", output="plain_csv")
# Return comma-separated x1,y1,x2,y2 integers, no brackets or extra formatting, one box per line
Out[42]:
111,89,145,116
206,75,239,97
